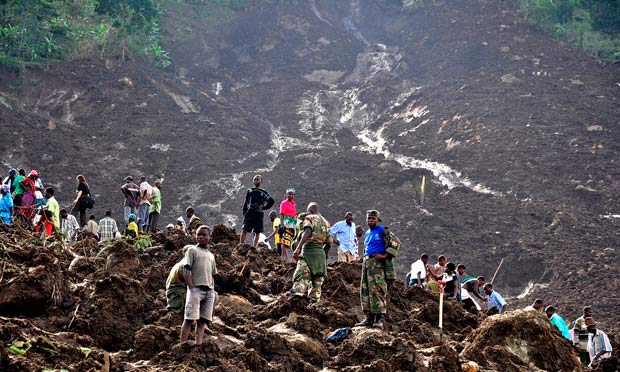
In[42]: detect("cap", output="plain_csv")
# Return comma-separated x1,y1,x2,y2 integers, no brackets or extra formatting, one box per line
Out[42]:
286,187,296,194
128,213,137,220
9,168,16,175
307,202,319,209
29,170,39,177
345,211,353,218
124,176,133,181
366,210,382,222
166,223,174,228
584,317,596,327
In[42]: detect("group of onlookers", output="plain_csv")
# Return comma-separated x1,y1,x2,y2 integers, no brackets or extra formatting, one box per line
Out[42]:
1,168,164,242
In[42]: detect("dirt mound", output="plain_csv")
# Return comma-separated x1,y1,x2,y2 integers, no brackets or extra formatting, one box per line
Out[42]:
1,224,616,371
462,310,584,372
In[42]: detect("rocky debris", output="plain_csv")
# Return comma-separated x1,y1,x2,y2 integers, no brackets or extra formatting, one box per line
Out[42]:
0,225,612,371
462,310,583,372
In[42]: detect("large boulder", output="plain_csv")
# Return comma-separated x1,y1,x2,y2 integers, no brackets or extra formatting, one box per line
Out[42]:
461,310,583,372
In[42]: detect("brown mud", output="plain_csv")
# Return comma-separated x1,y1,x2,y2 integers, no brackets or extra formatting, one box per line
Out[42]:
1,225,612,371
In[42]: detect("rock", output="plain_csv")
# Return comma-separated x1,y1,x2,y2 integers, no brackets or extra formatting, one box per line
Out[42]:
501,74,521,84
587,125,604,132
118,77,133,87
218,294,254,316
570,79,584,86
268,323,328,365
461,360,480,372
461,310,582,371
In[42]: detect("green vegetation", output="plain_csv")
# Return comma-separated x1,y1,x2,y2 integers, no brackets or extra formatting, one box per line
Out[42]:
519,0,620,62
0,0,171,68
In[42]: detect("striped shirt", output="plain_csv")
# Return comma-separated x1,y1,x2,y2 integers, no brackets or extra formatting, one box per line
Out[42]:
588,329,612,361
98,217,119,241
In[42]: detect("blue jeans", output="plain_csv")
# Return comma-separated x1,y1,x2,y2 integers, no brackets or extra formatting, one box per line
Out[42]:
137,203,150,231
123,205,135,226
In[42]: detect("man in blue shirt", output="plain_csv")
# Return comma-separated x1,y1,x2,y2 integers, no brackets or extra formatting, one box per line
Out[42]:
356,210,400,328
330,211,357,263
546,305,571,340
483,283,507,313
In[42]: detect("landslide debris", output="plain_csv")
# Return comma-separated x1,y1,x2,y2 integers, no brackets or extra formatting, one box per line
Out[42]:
0,225,607,371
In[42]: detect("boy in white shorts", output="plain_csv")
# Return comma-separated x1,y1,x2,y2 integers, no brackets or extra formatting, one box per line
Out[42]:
179,225,217,345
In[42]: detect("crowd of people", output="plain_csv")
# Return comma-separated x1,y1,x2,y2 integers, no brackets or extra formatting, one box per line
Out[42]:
1,169,613,368
1,168,164,241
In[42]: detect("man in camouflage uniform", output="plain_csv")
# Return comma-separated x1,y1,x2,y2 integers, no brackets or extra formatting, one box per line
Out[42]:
357,210,400,328
291,202,331,304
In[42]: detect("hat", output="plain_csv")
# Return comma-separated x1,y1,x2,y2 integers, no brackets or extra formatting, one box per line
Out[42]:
286,187,296,194
128,213,137,221
124,176,133,181
9,168,16,175
366,210,382,222
584,317,596,327
345,211,353,218
29,169,39,177
166,223,174,228
307,202,319,209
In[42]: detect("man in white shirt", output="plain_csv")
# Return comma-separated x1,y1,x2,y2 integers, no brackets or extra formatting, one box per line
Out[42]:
60,209,80,242
409,254,429,288
137,176,153,232
330,211,357,263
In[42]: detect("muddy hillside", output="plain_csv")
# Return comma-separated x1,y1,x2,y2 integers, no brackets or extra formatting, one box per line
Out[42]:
3,224,617,371
1,0,620,335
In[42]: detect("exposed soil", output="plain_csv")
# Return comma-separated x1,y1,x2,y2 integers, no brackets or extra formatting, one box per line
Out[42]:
1,225,604,371
0,0,620,359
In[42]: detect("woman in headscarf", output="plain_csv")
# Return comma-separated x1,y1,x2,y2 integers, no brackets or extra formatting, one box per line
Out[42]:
278,187,297,262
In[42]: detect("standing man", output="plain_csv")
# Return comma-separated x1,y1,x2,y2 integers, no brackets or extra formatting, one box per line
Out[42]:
186,207,204,234
44,187,60,233
180,225,218,345
442,262,459,300
524,298,544,312
137,176,153,232
585,317,613,368
98,210,119,241
409,254,429,288
3,168,17,194
291,202,331,305
545,306,571,340
120,176,140,227
11,169,26,215
427,255,447,293
148,179,162,232
483,283,508,313
85,215,99,237
240,175,274,248
572,306,593,366
60,209,80,242
330,211,357,263
355,225,365,259
357,210,400,328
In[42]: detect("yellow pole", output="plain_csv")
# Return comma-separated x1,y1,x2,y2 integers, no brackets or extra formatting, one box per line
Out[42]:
438,280,445,343
420,175,426,206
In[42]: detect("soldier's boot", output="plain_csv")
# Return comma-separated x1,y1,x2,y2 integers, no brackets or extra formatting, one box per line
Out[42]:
355,314,375,327
372,314,385,329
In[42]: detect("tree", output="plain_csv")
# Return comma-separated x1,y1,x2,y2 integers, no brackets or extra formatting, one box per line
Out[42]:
95,0,159,60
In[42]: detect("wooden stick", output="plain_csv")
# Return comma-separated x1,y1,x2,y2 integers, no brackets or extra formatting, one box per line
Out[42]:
66,304,80,330
490,258,504,284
